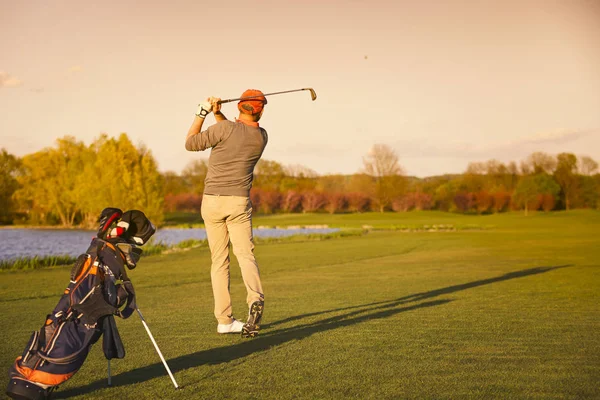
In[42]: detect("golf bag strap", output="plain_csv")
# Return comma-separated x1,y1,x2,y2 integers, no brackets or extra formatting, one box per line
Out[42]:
116,280,136,319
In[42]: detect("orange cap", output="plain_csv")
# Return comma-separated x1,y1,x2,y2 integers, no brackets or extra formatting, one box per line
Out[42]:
238,89,267,115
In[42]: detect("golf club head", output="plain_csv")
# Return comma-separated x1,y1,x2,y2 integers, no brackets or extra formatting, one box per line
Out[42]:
306,88,317,101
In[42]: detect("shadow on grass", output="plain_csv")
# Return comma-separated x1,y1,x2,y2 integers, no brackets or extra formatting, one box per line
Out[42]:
265,264,571,329
56,264,569,398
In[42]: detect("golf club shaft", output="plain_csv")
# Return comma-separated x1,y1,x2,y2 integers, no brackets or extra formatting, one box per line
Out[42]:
107,359,111,386
137,308,179,389
218,88,316,104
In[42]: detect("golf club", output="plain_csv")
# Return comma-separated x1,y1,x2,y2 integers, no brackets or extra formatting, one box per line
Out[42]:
218,88,317,104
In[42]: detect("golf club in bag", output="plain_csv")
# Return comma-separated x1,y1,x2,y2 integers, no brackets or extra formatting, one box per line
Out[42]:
6,209,178,400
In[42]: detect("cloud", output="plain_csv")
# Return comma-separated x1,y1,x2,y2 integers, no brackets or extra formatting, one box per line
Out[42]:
0,71,23,88
395,129,596,160
68,65,83,73
515,130,590,146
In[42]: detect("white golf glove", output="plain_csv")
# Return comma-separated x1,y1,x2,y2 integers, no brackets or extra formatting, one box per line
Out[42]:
195,101,212,118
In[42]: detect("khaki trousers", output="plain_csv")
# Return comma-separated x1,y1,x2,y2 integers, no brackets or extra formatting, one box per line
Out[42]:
201,194,264,324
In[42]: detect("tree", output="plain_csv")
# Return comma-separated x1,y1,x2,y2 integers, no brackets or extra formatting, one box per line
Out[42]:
135,145,165,225
182,159,209,195
67,133,164,227
513,177,538,216
434,181,458,211
577,175,599,209
579,156,598,176
315,175,347,193
281,164,318,192
485,160,510,189
15,137,89,226
284,164,318,178
254,159,286,191
163,171,189,195
526,152,557,174
0,149,21,224
554,153,578,210
362,144,406,212
462,163,487,193
513,174,560,215
505,161,520,191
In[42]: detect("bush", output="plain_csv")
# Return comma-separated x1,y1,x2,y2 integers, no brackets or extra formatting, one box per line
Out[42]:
258,190,282,214
324,193,348,214
281,191,303,213
250,188,282,214
393,193,433,212
492,191,511,213
540,194,556,211
453,192,475,213
346,192,371,213
164,193,202,212
301,191,327,213
474,191,493,214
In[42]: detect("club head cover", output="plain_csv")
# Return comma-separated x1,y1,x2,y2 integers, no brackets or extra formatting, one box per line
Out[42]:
97,208,123,240
120,210,156,246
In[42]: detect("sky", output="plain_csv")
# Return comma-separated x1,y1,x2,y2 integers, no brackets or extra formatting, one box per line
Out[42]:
1,0,599,177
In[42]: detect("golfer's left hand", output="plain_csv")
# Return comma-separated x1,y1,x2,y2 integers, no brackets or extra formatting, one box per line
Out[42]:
196,100,212,118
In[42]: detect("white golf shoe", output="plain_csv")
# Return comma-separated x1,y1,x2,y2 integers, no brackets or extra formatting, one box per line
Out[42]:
217,319,244,334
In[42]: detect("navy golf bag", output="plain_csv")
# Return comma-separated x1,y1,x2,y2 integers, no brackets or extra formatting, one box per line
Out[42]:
6,209,155,400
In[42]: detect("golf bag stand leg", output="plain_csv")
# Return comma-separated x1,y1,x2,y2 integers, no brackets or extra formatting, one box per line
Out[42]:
136,308,179,389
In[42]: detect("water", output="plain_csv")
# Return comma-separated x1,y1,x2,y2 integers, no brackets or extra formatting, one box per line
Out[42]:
0,227,339,261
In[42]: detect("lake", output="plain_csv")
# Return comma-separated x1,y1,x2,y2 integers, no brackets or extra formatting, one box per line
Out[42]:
0,227,339,261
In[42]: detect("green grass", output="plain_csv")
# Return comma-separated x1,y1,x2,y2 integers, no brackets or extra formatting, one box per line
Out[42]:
1,210,599,399
0,254,77,271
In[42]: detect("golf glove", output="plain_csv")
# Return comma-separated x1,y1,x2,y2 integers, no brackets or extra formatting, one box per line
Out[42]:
196,101,212,118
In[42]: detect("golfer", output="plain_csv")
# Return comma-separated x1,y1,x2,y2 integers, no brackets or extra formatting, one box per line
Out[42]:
185,89,267,338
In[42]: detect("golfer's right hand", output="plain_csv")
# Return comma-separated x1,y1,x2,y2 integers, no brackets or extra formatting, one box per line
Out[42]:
208,97,222,114
196,100,212,118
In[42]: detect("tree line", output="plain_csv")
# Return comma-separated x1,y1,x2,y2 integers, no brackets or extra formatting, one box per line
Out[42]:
1,135,163,227
1,134,599,227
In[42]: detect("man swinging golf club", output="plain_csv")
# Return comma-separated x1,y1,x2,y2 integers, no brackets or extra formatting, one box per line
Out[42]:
185,89,267,338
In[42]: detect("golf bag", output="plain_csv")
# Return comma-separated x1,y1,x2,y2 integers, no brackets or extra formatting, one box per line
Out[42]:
6,209,156,400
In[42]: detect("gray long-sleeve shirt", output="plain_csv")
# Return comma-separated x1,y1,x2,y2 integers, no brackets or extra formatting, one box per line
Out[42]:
185,120,268,197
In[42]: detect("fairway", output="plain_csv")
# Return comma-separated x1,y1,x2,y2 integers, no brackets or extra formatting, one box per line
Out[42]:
1,211,599,399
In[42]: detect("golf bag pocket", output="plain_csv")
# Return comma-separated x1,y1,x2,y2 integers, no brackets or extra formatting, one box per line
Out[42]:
19,330,42,369
10,319,101,387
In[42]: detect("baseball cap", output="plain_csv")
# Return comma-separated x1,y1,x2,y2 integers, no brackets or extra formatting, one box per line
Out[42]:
238,89,268,115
